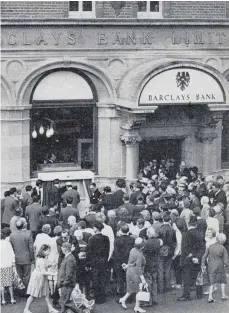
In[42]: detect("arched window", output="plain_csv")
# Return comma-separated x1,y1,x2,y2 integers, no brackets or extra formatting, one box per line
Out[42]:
30,69,97,175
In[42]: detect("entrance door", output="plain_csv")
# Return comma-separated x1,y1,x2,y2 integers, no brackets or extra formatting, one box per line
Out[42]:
139,138,182,168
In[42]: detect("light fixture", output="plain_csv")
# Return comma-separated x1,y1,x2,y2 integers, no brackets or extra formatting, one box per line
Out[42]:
46,127,51,138
39,125,44,135
49,125,54,136
32,126,37,138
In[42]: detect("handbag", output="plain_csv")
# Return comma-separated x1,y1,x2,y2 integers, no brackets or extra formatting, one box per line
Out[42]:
12,266,25,290
137,284,150,302
196,271,203,286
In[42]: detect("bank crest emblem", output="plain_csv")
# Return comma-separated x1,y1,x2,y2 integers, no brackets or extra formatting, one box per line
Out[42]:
176,71,190,91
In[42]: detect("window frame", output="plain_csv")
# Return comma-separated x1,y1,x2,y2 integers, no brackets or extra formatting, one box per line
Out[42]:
137,1,162,19
69,1,96,18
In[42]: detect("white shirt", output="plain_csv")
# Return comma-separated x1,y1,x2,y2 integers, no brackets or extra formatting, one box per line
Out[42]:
174,227,182,257
1,240,15,268
206,217,219,234
102,223,114,261
34,233,52,255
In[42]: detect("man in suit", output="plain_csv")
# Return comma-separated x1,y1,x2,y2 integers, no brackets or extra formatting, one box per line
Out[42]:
21,185,33,216
59,196,80,229
178,216,205,301
31,179,44,205
89,183,101,211
10,219,34,291
130,182,145,205
112,179,126,209
158,214,176,293
48,179,61,210
212,181,227,209
2,187,19,227
114,224,134,296
189,190,201,211
57,242,77,313
96,186,115,212
86,221,110,304
25,194,43,241
62,182,80,209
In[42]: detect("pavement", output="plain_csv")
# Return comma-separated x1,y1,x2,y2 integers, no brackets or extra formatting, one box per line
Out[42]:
1,286,229,313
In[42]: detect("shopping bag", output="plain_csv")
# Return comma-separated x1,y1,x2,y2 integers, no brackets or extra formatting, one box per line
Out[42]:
12,266,25,290
137,284,150,302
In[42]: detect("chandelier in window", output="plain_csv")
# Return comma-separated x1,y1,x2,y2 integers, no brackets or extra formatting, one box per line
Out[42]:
32,118,56,139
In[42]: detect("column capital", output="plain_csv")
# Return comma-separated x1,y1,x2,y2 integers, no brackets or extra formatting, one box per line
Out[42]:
120,133,142,145
195,130,218,143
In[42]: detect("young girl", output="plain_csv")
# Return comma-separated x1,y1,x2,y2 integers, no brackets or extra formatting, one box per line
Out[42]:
23,244,58,313
202,233,229,303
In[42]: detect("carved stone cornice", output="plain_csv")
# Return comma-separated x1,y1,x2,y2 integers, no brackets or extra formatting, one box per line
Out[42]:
120,133,142,145
195,131,218,143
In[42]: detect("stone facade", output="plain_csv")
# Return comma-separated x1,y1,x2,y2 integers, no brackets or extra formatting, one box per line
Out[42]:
1,2,229,194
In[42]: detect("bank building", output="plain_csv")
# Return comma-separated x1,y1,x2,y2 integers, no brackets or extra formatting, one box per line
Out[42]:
1,1,229,208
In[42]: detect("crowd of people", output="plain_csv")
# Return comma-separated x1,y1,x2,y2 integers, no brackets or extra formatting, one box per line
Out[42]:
1,159,229,313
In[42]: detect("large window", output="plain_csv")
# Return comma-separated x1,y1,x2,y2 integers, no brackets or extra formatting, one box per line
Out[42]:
69,1,95,18
137,1,162,18
30,70,97,176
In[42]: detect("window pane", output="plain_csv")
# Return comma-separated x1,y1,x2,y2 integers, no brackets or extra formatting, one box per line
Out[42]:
69,1,79,11
137,1,147,12
82,1,92,11
150,1,159,12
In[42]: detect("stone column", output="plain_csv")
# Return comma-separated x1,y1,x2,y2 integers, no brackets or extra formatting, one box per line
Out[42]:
211,112,224,170
1,108,30,193
195,130,218,175
121,131,142,181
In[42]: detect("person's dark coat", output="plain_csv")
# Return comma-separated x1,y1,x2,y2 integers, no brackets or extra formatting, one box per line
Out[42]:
158,224,176,256
143,238,161,273
196,218,207,236
48,185,61,207
96,193,115,212
25,203,42,232
181,228,205,267
90,189,101,205
114,235,134,265
2,196,19,225
86,233,110,267
59,205,80,229
21,192,33,214
56,236,80,269
112,189,125,209
130,191,145,205
62,189,80,208
57,253,77,288
10,230,35,265
213,190,227,208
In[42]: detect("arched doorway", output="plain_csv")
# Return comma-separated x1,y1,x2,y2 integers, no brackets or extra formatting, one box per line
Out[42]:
30,69,98,176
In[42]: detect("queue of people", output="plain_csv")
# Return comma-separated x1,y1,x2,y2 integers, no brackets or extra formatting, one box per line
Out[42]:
1,159,229,313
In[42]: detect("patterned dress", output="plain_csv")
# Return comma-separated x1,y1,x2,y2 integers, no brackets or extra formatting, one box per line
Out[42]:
0,240,15,287
27,257,49,297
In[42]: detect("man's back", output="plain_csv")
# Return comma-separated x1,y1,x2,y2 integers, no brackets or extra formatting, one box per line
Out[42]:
10,230,34,264
60,205,79,228
2,196,18,224
62,189,80,208
114,235,134,264
87,233,110,265
25,203,42,231
112,189,124,209
181,228,205,265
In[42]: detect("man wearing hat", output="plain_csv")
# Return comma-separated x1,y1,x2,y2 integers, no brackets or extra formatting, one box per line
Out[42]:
178,216,205,301
62,182,80,209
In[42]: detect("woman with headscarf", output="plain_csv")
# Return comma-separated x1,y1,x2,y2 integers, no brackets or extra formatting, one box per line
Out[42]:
118,237,147,313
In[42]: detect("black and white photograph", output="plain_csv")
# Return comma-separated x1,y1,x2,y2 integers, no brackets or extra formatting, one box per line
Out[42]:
1,1,229,313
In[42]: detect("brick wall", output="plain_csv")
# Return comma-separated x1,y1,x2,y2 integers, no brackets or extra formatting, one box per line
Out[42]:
166,1,226,19
1,1,228,19
1,1,69,19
